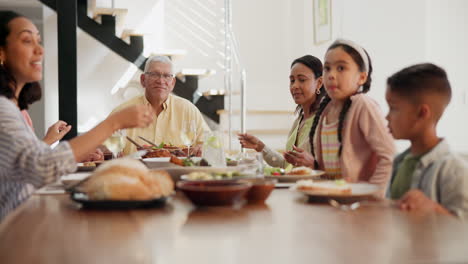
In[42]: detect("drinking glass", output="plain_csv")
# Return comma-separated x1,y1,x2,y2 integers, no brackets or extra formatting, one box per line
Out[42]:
202,131,226,167
103,130,126,159
181,120,197,157
238,151,264,177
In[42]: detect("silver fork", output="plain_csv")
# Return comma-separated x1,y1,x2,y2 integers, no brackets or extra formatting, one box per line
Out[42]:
329,199,360,211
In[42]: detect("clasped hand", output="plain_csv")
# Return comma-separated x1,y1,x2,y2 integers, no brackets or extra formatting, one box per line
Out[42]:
283,145,315,168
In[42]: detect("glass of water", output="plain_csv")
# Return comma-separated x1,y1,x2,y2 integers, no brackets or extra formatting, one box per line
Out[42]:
238,151,264,177
202,131,226,167
103,130,126,159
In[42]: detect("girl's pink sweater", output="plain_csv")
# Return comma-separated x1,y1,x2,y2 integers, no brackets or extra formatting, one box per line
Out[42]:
314,94,396,190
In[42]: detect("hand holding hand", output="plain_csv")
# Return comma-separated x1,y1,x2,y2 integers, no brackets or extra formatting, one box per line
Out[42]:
43,120,72,145
283,145,315,168
238,133,265,152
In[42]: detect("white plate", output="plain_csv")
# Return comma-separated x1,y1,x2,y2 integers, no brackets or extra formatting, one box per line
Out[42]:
142,157,175,169
293,182,381,203
142,157,171,162
265,170,325,182
60,173,91,188
142,157,204,169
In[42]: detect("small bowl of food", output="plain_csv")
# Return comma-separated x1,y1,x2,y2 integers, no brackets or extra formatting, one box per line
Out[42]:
177,180,252,206
244,178,276,203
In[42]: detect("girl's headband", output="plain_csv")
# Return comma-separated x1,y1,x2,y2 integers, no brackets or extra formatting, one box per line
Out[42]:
331,39,369,74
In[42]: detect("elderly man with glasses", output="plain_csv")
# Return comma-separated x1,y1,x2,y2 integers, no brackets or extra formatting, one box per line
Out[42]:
112,55,210,155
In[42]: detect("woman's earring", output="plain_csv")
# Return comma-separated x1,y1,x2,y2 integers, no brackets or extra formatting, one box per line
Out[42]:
316,89,321,95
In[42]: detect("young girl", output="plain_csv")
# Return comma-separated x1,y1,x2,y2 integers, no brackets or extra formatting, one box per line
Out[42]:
308,39,395,189
238,55,325,168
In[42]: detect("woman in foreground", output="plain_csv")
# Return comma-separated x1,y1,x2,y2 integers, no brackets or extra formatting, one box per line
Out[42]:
0,11,153,220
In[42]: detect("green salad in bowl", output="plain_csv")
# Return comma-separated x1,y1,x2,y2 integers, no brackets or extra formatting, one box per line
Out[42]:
182,171,244,181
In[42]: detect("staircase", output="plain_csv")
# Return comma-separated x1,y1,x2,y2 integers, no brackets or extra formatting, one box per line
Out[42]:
38,0,225,133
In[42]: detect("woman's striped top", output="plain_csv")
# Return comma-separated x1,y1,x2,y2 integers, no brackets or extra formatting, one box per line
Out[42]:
0,96,76,221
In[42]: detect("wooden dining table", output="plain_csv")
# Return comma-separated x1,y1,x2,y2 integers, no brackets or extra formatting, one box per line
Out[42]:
1,189,468,264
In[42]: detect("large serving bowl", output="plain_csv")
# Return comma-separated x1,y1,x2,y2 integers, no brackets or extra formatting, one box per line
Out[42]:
177,180,252,206
244,178,276,203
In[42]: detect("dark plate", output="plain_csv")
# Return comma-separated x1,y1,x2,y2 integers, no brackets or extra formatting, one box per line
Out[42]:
70,192,169,209
76,161,104,172
76,165,96,172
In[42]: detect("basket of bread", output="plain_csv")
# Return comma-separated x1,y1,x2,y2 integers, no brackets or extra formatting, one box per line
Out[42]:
69,158,174,209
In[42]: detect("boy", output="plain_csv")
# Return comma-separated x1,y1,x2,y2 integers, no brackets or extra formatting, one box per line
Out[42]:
385,63,468,219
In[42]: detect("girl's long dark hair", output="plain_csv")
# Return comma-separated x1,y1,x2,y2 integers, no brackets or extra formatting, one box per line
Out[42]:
309,44,373,168
291,55,326,116
0,10,42,110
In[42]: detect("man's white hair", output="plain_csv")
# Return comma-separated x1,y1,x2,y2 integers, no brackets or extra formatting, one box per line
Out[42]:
143,55,173,73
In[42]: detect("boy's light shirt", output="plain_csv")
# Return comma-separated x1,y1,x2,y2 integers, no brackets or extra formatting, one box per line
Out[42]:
387,139,468,219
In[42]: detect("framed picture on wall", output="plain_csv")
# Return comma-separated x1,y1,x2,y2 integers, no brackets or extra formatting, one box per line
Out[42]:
313,0,332,44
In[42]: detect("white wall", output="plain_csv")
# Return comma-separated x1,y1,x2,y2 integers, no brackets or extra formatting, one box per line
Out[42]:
426,0,468,152
335,0,428,152
43,6,59,136
164,0,225,93
40,0,468,152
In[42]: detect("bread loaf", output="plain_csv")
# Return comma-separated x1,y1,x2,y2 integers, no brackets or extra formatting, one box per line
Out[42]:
78,158,174,200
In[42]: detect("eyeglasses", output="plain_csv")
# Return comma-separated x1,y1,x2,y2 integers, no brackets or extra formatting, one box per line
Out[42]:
145,72,174,81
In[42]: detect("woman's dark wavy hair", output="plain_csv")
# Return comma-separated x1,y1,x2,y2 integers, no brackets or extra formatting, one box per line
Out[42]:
291,55,326,116
0,10,42,110
309,43,373,168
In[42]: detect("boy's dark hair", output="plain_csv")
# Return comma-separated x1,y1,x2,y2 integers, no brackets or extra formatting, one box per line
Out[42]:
0,10,42,110
291,55,326,115
387,63,452,106
308,43,373,168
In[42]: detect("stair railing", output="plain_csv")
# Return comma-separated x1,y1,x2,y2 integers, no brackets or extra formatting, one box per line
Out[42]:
224,0,247,152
